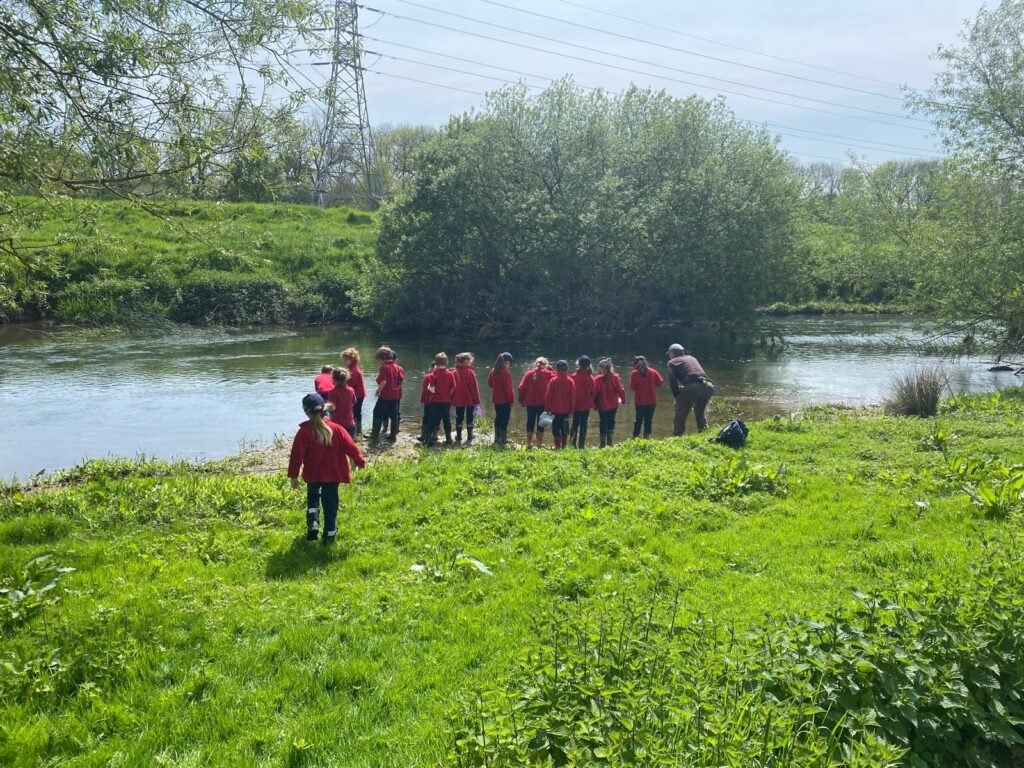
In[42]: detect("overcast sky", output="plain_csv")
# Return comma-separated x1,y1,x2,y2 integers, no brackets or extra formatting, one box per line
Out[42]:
300,0,986,165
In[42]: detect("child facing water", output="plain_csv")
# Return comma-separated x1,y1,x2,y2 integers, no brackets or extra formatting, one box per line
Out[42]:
595,358,626,448
288,393,366,542
326,367,357,437
341,348,366,436
629,355,664,439
487,352,515,447
452,352,481,445
518,357,554,449
544,359,576,450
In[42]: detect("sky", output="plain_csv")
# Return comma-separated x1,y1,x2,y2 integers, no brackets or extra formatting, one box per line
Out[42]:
299,0,987,165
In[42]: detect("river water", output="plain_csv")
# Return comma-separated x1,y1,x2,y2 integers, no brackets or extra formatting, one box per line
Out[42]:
0,316,1017,480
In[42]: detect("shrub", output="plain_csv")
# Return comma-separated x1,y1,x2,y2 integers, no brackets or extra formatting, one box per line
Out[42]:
453,546,1024,768
171,271,291,324
884,366,945,417
55,278,166,325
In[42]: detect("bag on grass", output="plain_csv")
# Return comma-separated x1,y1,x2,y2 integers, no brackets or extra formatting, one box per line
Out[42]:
714,419,748,448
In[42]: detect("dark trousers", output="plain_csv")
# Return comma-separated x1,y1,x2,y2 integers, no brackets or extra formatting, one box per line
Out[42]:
494,403,511,432
633,404,656,437
427,402,452,442
570,410,590,448
674,381,714,435
371,397,401,439
599,408,617,434
551,413,570,438
306,482,339,537
526,405,545,433
353,396,365,434
455,406,475,429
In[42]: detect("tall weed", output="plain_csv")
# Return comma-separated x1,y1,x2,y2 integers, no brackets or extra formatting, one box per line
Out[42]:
884,367,945,417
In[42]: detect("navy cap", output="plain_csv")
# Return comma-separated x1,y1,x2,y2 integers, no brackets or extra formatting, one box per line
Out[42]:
501,352,513,363
556,359,569,370
577,354,591,367
302,392,326,412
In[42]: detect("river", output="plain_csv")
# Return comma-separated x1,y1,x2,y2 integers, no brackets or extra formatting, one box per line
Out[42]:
0,315,1017,480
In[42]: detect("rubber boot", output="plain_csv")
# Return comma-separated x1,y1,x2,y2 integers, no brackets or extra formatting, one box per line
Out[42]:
498,428,508,447
526,432,534,449
606,432,614,447
388,420,399,443
370,416,383,443
643,432,652,440
599,432,607,449
466,425,474,445
455,426,463,444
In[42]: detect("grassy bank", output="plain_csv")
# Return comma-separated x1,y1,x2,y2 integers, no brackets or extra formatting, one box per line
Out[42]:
6,198,377,325
2,391,1024,766
759,300,910,316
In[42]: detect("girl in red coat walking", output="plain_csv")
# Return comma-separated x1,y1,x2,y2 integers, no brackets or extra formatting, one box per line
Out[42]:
594,358,626,448
326,367,358,437
544,359,577,450
288,393,366,542
569,355,596,449
629,355,664,439
341,347,366,437
452,352,481,445
518,357,555,449
487,352,515,447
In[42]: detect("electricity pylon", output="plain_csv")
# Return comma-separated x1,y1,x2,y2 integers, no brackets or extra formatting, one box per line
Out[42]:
314,0,382,206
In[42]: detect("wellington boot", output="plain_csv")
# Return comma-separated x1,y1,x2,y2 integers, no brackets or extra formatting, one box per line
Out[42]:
466,426,474,445
525,433,534,449
370,416,383,443
599,432,607,448
606,433,614,447
455,427,463,444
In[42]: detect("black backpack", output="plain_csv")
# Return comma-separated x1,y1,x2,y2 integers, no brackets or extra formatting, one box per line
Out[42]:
714,419,748,448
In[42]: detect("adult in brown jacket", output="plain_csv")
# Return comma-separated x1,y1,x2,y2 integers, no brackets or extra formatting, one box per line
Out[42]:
666,343,714,435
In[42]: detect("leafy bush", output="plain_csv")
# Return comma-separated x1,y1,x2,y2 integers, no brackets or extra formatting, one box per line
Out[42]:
884,367,945,417
171,270,291,324
453,546,1024,768
0,555,74,633
55,278,165,325
686,456,788,500
948,455,1024,518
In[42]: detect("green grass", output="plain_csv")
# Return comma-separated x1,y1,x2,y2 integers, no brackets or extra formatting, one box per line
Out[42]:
1,391,1023,766
8,198,377,324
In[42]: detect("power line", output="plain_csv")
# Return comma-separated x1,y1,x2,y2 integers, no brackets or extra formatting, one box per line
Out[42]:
390,0,927,123
357,4,931,132
365,36,940,155
549,0,907,89
479,0,903,101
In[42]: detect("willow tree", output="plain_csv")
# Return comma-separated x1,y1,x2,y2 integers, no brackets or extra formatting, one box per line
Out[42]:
365,79,799,336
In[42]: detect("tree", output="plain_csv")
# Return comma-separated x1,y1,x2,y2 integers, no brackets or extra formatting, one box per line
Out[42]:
0,0,327,315
363,79,799,336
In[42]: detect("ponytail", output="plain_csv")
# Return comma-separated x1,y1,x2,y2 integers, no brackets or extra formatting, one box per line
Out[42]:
309,407,332,445
634,355,649,377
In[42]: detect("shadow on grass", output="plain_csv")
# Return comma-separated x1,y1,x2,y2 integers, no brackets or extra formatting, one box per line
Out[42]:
265,535,349,580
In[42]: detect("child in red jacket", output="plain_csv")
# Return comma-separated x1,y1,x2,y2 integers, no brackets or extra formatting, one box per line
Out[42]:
417,361,437,444
453,352,481,445
595,358,626,448
341,347,366,437
371,346,403,443
326,368,358,437
544,359,576,450
288,393,366,542
487,352,515,447
314,365,335,395
570,355,596,449
629,355,665,439
423,352,457,446
518,357,555,449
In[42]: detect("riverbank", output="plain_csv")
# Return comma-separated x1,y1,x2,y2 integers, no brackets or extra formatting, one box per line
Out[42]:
759,300,910,316
2,391,1023,766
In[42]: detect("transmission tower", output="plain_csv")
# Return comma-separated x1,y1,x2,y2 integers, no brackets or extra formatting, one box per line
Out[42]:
315,0,382,206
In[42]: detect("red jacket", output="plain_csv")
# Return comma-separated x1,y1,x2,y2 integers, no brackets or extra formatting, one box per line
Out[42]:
518,367,555,407
314,372,335,395
288,419,366,483
630,367,665,406
420,375,431,405
424,366,457,404
544,372,576,415
453,364,481,407
376,360,403,399
488,367,515,405
347,364,366,399
595,373,626,411
327,385,356,428
571,370,596,412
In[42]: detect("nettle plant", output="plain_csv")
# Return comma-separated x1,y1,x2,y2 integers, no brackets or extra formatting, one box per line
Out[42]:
451,545,1024,768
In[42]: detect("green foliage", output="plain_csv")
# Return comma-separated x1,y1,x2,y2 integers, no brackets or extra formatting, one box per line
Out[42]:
0,555,74,634
948,455,1024,518
172,271,292,324
454,546,1024,768
55,278,167,325
370,80,799,336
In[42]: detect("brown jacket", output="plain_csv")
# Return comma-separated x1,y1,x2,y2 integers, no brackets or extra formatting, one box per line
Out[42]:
667,355,709,397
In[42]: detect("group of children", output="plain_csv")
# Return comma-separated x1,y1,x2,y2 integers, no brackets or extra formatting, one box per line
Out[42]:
289,345,689,542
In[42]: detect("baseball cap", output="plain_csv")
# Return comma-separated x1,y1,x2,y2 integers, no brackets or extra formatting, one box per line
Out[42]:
577,354,591,367
501,352,513,363
556,359,569,370
667,343,685,356
302,392,326,412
